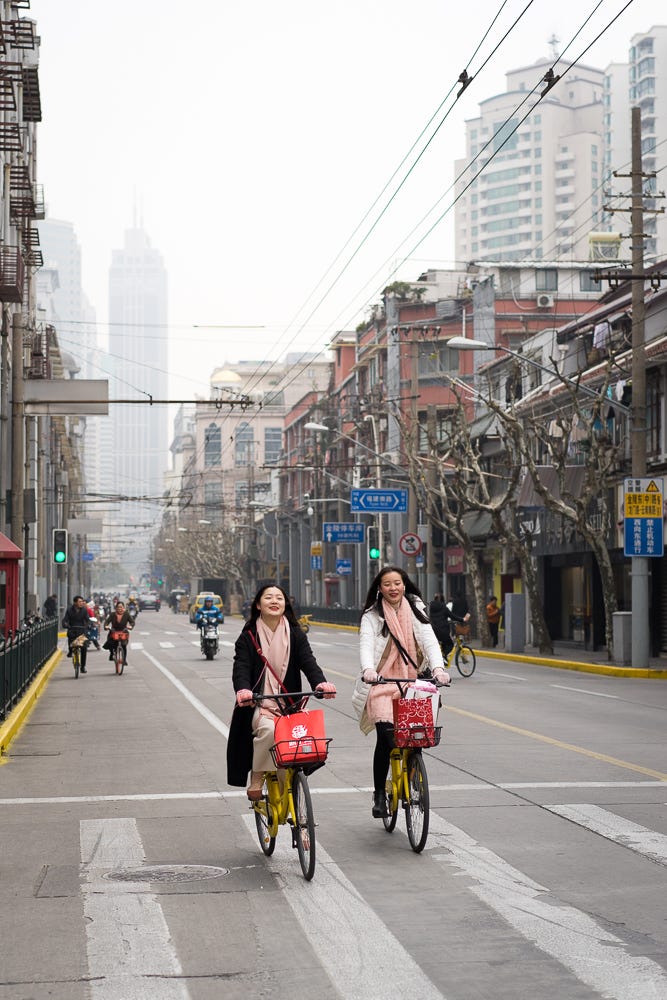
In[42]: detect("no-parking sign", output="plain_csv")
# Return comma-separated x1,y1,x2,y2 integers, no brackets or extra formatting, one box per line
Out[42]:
398,532,422,557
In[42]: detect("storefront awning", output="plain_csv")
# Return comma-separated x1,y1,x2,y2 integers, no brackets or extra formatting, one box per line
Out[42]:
517,466,585,509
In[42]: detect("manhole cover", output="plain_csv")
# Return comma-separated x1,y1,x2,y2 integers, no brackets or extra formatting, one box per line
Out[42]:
103,864,230,883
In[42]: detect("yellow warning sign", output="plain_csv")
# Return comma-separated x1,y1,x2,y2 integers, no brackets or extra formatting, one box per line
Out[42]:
646,480,660,492
625,493,663,517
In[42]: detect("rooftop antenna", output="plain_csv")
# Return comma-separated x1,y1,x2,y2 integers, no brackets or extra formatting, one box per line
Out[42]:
548,34,560,61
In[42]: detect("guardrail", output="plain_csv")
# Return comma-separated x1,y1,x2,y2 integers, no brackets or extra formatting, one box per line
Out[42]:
1,617,58,721
301,606,360,627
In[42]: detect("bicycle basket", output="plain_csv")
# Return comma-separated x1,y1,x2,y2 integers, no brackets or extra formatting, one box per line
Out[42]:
270,709,330,767
393,697,442,748
109,630,129,642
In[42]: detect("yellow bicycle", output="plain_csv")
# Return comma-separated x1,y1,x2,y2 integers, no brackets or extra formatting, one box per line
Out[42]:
446,629,476,677
371,678,444,853
250,690,331,880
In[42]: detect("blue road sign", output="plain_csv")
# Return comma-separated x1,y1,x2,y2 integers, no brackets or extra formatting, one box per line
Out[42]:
624,517,664,557
323,522,365,544
336,559,352,575
623,477,664,557
311,555,322,570
350,489,408,513
82,552,95,562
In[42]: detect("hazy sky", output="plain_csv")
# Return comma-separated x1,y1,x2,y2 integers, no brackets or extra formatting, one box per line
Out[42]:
34,0,666,400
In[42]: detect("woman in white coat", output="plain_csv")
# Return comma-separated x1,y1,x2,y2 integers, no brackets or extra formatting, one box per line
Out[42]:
358,565,450,818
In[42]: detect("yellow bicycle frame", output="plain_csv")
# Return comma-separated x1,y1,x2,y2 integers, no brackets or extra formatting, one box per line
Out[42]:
253,768,297,838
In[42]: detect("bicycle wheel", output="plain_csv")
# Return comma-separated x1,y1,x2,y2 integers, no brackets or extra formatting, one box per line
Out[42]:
455,644,476,677
382,778,398,832
254,798,276,856
292,771,316,880
72,647,80,679
115,646,124,676
405,752,430,853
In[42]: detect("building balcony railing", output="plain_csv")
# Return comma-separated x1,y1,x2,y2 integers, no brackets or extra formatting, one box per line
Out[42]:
0,244,25,302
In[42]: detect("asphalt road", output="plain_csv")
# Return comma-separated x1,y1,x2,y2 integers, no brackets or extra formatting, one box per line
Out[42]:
1,614,666,1000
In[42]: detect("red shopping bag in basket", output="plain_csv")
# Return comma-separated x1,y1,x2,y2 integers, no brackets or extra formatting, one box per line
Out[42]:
393,698,441,748
272,710,329,767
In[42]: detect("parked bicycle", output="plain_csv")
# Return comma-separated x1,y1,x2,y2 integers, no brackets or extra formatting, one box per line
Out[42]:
370,677,444,853
249,690,331,880
446,628,476,677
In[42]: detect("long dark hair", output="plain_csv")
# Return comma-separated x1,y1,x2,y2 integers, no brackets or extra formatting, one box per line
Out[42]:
246,584,299,628
360,565,429,624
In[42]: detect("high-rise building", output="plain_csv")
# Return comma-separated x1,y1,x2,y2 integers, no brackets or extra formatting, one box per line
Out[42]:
108,227,168,579
627,25,667,262
455,57,605,264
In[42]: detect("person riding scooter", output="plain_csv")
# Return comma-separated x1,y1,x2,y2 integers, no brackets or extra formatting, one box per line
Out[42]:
194,596,223,630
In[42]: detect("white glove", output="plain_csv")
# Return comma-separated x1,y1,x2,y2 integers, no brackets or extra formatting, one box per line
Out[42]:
362,668,379,684
433,669,451,687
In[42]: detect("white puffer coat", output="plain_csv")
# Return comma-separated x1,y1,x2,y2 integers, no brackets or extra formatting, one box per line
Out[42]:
359,597,445,675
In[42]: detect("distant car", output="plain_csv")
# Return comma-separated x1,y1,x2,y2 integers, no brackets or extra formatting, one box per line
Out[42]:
189,592,224,624
139,591,161,611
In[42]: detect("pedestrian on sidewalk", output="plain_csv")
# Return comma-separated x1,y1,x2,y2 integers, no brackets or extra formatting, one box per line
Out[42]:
486,595,503,648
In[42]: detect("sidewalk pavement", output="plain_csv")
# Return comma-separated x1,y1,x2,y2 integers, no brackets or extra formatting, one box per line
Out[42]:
476,642,667,679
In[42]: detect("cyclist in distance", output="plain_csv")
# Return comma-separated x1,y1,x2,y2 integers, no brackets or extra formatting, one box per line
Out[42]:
102,600,134,666
62,595,91,673
358,566,450,819
428,592,471,660
227,585,336,800
194,596,223,631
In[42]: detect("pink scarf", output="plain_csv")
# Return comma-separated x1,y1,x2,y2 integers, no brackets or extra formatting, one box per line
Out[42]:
380,597,419,679
256,616,291,715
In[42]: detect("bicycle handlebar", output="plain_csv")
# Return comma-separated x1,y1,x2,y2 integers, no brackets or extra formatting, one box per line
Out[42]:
368,677,448,688
251,690,325,703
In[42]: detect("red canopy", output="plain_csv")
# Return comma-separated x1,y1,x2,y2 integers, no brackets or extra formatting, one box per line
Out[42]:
0,531,22,559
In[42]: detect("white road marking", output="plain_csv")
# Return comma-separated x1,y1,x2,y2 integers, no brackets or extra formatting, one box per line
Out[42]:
80,817,189,999
551,684,620,699
3,782,665,808
546,803,667,865
220,640,235,647
425,812,667,1000
140,650,229,738
241,815,445,1000
131,642,144,650
493,672,527,681
308,641,333,648
159,642,175,649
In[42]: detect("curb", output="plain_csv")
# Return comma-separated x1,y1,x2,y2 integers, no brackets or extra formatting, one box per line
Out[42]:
0,649,63,761
475,648,667,679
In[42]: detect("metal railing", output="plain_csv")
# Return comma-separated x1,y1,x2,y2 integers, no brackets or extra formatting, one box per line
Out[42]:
1,617,58,722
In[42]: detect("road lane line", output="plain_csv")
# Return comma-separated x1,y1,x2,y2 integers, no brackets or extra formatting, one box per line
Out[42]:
80,817,190,999
159,642,175,648
546,803,667,865
241,815,446,1000
445,705,667,780
140,650,229,738
424,812,667,1000
551,684,620,699
131,642,144,650
493,672,527,681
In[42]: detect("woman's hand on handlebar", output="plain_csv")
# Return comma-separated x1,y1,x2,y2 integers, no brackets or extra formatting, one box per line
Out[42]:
315,681,336,699
362,668,379,683
236,688,254,707
432,668,451,687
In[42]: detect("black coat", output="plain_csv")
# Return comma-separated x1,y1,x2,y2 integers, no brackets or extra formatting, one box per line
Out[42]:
226,621,327,786
62,604,90,638
428,598,465,643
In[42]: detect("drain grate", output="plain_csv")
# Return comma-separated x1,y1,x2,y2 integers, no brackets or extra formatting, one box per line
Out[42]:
103,864,230,883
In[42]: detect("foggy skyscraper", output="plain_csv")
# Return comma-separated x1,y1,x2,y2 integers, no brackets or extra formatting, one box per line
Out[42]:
108,227,168,579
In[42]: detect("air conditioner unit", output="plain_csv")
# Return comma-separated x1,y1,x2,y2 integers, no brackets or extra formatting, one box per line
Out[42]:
537,293,554,308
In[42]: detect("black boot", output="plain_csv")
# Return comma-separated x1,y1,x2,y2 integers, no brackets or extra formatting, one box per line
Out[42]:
372,791,388,818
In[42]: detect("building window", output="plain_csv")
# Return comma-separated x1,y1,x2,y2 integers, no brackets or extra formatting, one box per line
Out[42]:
235,422,254,467
264,427,282,465
536,268,558,292
418,343,457,376
204,423,221,467
204,481,223,519
579,271,599,291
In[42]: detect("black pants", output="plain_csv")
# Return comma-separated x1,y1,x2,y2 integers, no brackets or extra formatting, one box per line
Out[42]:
373,722,396,792
489,622,499,647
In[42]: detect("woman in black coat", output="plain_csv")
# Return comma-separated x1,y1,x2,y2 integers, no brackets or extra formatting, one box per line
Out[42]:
227,584,336,797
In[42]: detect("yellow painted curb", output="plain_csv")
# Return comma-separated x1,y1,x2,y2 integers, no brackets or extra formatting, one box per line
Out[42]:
0,649,63,760
476,649,667,679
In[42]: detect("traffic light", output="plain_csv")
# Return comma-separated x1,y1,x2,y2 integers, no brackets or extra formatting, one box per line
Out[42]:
368,526,380,561
53,528,68,565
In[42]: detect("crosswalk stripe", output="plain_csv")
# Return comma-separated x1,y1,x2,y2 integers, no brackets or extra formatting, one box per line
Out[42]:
80,818,189,999
241,815,444,1000
159,641,175,648
424,811,667,999
546,803,667,865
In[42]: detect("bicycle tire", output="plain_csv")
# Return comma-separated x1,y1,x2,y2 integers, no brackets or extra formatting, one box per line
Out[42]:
455,644,476,677
382,778,398,832
72,647,80,679
254,799,276,856
115,646,124,676
300,623,309,634
405,752,430,853
292,771,316,880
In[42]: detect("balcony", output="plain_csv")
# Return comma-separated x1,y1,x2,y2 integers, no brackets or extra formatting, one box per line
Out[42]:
0,245,25,302
1,18,36,49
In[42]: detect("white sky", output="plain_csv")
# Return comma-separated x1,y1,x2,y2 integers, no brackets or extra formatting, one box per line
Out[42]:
33,0,666,401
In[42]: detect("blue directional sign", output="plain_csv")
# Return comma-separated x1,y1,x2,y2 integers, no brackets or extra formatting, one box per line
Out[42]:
350,488,408,513
336,558,352,575
311,555,322,570
322,522,365,544
82,552,95,562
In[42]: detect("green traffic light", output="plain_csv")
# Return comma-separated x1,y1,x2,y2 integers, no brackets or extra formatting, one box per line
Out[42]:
369,547,380,560
54,551,66,563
